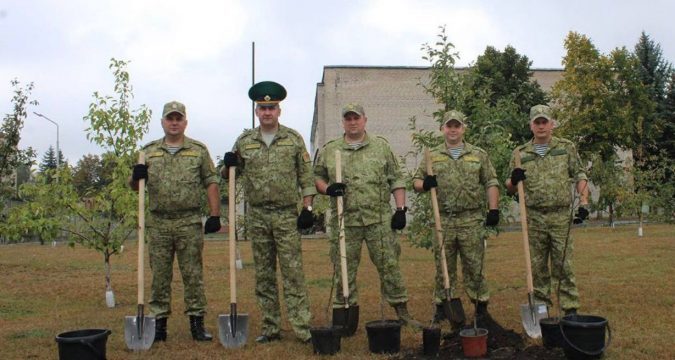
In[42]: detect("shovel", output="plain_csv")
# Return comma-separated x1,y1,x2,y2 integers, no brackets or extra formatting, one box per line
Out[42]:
218,166,249,348
514,149,548,338
332,150,359,336
124,151,156,350
424,148,466,325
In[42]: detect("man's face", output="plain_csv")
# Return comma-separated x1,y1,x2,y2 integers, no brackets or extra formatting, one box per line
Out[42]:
342,112,367,138
161,112,187,136
530,117,554,141
442,120,465,144
255,104,281,127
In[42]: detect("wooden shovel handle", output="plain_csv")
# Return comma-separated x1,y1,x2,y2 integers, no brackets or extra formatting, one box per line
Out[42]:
424,148,451,292
514,150,535,293
335,150,350,306
137,152,145,306
229,166,237,303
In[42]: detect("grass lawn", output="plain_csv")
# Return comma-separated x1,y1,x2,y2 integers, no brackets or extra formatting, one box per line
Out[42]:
0,224,673,359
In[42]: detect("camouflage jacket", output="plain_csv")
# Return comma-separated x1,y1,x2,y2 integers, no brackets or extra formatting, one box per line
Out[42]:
233,124,315,208
143,136,219,215
314,133,406,227
414,142,499,213
509,136,587,209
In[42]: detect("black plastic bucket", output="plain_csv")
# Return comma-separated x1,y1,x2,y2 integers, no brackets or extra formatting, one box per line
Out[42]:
540,317,563,349
55,329,111,360
560,315,611,360
310,326,341,355
365,320,401,354
422,326,441,356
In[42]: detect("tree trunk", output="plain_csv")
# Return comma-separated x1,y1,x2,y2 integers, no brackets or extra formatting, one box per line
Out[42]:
609,203,615,228
104,251,115,307
638,205,644,237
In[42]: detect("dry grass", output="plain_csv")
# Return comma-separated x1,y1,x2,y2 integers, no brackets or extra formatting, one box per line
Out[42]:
0,224,673,359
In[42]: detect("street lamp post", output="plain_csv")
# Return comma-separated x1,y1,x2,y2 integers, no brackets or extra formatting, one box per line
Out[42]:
33,112,60,169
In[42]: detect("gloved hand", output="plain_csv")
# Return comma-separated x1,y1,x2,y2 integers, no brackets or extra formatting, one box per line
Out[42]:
204,216,221,234
573,206,589,224
132,164,149,182
297,208,314,230
422,175,438,191
223,152,238,168
326,182,346,197
391,207,407,230
485,209,500,227
510,168,526,186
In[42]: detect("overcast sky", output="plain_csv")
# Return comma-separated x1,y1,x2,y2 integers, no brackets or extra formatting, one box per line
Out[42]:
2,0,673,165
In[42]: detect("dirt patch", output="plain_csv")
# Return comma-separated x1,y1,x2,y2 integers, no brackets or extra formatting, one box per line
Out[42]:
395,315,565,359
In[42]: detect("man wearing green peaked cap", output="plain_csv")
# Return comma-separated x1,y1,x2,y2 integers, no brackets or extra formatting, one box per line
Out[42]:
506,104,589,315
413,109,500,331
222,81,315,344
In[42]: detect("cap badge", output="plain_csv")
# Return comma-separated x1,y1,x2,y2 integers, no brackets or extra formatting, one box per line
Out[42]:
264,95,271,101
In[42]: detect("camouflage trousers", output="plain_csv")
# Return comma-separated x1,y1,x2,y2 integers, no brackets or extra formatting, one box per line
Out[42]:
147,214,206,318
433,210,489,304
246,205,311,341
330,221,408,307
528,208,580,310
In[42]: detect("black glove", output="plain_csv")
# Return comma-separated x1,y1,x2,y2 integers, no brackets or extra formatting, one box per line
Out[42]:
573,206,589,224
297,208,314,230
422,175,438,191
391,207,407,230
485,209,500,227
510,168,526,186
224,152,238,167
132,164,148,182
204,216,221,234
326,182,346,197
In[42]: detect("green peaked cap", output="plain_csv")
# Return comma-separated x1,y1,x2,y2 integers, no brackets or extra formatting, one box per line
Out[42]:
248,81,287,104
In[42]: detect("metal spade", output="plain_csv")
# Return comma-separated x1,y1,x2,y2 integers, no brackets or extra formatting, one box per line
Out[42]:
125,151,155,350
514,149,548,338
218,166,249,348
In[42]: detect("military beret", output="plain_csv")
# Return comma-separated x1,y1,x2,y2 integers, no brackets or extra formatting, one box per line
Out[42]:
162,101,186,118
248,81,287,105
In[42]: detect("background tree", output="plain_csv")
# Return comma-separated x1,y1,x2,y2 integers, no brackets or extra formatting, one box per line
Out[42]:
1,59,152,305
468,45,548,144
71,153,114,197
0,79,37,210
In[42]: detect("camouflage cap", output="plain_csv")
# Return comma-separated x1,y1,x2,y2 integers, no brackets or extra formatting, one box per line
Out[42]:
442,110,466,126
530,104,553,122
248,81,287,105
341,103,365,117
162,101,186,118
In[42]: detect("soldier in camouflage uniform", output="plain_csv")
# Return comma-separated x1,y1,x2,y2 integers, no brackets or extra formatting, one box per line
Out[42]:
506,104,589,315
222,81,314,344
130,101,221,342
413,110,500,329
314,103,421,329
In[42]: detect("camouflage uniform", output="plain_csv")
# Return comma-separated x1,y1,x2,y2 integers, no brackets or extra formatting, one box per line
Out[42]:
414,142,498,304
232,124,314,340
143,136,219,318
509,136,587,310
314,133,409,307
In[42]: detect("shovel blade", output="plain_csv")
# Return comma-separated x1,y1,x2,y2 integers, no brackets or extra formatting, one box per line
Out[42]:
124,316,156,350
332,305,359,337
218,313,249,348
443,298,466,324
519,302,548,338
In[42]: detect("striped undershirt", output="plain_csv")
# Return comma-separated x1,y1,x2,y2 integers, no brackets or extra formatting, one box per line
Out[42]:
448,144,464,160
533,143,549,157
347,142,362,150
166,145,180,155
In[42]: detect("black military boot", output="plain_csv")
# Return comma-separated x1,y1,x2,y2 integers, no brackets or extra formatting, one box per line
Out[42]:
189,315,213,341
393,302,423,330
432,304,446,325
154,317,167,342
